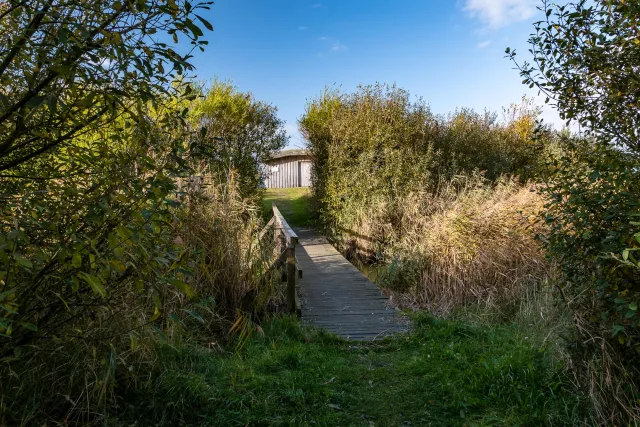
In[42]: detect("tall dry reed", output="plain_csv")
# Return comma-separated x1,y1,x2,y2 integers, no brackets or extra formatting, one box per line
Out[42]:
395,176,551,312
335,175,552,314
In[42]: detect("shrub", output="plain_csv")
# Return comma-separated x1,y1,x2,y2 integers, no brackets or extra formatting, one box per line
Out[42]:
509,1,640,421
300,84,541,250
0,3,285,422
387,175,551,313
300,84,437,241
535,136,640,422
0,168,278,425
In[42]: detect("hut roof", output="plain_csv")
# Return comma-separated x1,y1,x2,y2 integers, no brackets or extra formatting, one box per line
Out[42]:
268,149,310,160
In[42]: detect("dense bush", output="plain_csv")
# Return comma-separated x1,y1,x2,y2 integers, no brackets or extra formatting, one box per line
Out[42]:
301,85,434,242
0,2,284,424
300,84,540,255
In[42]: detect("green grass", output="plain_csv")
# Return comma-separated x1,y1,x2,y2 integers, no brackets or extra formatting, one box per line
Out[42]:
262,187,313,227
117,314,584,426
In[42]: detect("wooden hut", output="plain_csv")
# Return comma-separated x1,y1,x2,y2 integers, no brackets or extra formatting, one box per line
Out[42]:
264,149,312,188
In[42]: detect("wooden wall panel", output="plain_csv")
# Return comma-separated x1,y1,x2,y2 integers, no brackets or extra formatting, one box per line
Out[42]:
264,155,313,189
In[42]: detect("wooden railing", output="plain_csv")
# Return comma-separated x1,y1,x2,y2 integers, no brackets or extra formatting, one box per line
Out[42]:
259,204,301,315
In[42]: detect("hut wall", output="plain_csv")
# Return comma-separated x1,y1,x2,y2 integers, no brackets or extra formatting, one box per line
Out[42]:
264,155,312,188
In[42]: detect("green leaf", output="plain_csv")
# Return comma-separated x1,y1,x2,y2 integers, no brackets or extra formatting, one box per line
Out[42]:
630,303,638,311
196,14,214,31
26,95,47,109
167,278,194,298
72,253,82,268
0,304,18,315
78,272,106,298
0,288,15,303
14,253,32,269
129,332,140,351
17,321,38,331
151,294,162,321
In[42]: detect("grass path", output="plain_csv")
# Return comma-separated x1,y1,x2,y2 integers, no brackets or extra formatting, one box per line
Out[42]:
121,316,583,426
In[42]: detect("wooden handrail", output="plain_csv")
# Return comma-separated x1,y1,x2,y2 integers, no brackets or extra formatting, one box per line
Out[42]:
256,204,301,315
272,205,298,246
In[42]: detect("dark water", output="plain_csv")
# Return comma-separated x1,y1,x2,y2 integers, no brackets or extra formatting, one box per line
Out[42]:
351,258,389,286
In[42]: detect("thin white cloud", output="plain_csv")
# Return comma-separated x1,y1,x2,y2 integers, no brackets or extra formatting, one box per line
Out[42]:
330,41,348,52
319,36,328,41
464,0,537,28
311,3,322,8
298,26,308,30
477,40,491,48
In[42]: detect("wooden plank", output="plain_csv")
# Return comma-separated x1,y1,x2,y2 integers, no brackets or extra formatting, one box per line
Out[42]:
321,329,402,335
303,312,397,317
309,322,404,329
291,226,407,341
295,256,303,279
295,291,301,317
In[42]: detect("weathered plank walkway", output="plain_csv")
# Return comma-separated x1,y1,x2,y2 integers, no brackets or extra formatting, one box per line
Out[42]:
294,227,407,341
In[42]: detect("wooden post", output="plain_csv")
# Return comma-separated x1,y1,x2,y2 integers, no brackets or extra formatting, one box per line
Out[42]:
274,222,280,248
272,203,300,314
286,243,296,313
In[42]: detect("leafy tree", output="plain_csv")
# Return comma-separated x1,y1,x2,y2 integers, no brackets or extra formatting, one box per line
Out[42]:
509,0,640,345
509,1,640,420
189,80,288,197
0,0,213,421
300,84,540,242
508,0,640,153
0,0,212,174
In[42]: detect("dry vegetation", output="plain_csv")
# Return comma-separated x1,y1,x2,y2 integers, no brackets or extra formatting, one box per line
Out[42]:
390,176,551,312
179,175,277,314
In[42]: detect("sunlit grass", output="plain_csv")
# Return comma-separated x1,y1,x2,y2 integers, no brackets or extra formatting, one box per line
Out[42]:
261,187,313,227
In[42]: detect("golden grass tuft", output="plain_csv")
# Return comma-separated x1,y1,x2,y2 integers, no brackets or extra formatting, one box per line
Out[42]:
396,176,551,311
339,174,552,313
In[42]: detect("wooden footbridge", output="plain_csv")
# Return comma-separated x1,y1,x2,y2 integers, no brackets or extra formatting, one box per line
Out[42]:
262,205,406,341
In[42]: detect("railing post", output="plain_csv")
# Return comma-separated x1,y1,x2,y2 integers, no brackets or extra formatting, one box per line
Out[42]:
286,242,296,313
272,203,300,315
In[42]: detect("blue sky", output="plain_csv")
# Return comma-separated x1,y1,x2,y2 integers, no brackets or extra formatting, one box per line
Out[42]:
187,0,556,148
